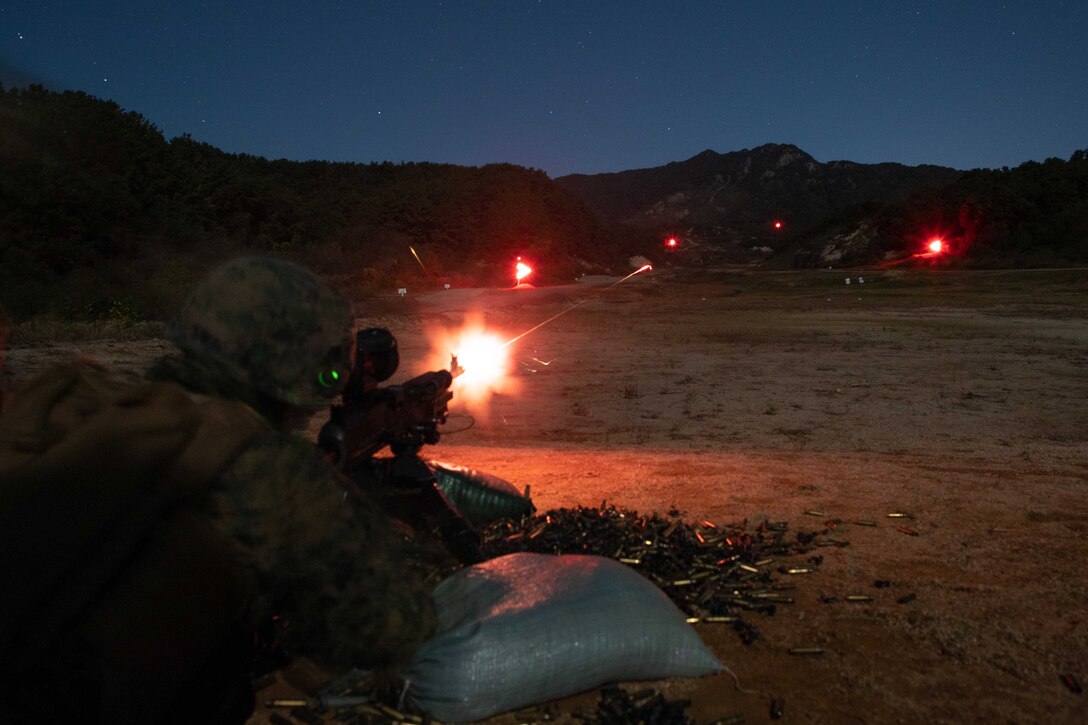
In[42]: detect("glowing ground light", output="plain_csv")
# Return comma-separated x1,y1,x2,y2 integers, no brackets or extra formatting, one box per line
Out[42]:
878,236,947,268
515,257,532,284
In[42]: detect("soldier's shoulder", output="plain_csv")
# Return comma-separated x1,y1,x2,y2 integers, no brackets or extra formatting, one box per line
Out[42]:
225,432,328,485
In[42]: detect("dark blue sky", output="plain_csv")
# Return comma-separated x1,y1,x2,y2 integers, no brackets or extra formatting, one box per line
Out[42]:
2,1,1084,177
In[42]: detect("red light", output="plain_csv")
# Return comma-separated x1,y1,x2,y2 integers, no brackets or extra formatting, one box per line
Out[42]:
773,221,783,230
515,260,532,283
929,239,943,254
666,237,678,248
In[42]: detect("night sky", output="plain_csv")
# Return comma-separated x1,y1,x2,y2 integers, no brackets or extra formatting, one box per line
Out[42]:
2,1,1085,177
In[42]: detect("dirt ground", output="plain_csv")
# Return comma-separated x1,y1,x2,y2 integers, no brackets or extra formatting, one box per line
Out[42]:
4,267,1086,723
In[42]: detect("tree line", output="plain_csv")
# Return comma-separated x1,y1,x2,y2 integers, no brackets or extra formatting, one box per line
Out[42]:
795,148,1088,267
0,85,636,322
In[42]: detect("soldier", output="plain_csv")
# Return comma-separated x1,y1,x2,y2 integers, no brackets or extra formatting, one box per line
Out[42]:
0,257,438,724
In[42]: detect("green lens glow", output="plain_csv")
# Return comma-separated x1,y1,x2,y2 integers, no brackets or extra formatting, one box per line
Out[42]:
317,369,340,388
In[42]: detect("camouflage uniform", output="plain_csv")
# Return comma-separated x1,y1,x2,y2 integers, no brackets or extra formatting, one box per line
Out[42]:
159,257,438,669
0,257,437,724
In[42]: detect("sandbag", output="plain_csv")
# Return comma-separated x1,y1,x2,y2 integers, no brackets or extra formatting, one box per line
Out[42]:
403,552,722,722
429,460,534,525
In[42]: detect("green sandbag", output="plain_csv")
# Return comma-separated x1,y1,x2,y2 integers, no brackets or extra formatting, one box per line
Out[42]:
429,460,534,526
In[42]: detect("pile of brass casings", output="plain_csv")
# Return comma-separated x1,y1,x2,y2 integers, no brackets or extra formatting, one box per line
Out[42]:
481,503,819,645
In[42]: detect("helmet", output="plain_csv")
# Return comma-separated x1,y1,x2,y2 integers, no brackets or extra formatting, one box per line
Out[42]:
168,256,353,407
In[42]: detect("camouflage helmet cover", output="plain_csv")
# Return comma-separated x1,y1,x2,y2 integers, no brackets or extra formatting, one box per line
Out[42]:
169,256,353,407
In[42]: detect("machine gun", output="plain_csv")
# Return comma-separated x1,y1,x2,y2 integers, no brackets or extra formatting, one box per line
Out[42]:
318,327,484,564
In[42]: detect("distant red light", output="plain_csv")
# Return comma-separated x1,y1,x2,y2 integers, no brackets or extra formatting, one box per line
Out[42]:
773,221,783,230
515,258,532,283
666,237,678,248
929,239,943,254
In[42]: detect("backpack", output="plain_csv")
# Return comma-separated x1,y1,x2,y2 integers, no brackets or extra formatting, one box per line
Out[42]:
0,357,268,723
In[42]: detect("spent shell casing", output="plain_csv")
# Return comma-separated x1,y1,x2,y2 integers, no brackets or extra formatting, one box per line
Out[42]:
704,616,738,623
788,647,824,655
845,595,873,602
672,579,695,586
765,595,795,603
697,587,719,605
754,558,775,567
886,512,914,519
786,567,813,575
738,563,760,573
686,617,701,624
619,558,642,565
897,592,917,604
355,705,386,717
266,699,309,708
804,510,827,517
896,526,920,536
854,520,878,527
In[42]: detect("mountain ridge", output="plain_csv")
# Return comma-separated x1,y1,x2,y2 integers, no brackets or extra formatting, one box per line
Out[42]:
556,143,1086,267
556,143,961,235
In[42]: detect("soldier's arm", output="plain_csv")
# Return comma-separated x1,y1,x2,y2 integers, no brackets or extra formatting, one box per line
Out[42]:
208,433,438,670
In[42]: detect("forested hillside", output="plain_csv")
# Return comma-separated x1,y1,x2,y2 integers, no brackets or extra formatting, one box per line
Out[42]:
559,143,1087,268
556,144,962,262
3,85,1082,326
0,85,636,322
798,151,1088,268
